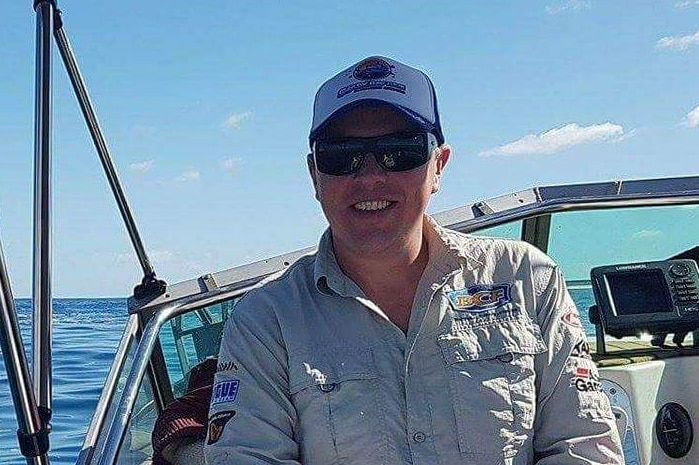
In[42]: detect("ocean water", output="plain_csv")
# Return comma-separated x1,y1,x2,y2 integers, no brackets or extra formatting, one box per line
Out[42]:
0,299,128,464
0,292,626,464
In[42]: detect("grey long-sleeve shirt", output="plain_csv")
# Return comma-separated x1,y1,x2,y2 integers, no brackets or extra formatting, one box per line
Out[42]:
205,217,624,465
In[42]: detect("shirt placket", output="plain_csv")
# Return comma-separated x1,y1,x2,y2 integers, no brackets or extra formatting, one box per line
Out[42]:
403,270,458,465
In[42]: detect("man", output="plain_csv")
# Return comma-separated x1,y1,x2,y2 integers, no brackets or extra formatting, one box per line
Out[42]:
205,56,624,465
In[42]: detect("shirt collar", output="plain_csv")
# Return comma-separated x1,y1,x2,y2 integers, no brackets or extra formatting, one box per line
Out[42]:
313,215,484,296
313,229,365,297
423,215,484,272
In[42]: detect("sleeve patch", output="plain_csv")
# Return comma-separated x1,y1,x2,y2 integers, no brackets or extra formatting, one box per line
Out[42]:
561,310,583,328
212,380,240,404
565,358,614,420
217,360,239,372
570,339,592,360
207,410,236,445
570,366,602,393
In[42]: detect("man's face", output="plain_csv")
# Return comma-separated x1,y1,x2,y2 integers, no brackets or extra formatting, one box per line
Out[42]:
308,105,450,257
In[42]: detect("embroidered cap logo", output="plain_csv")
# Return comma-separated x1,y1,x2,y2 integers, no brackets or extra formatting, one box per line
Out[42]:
352,57,394,80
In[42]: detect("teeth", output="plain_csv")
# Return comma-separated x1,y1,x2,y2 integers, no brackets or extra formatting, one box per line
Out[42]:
354,200,391,211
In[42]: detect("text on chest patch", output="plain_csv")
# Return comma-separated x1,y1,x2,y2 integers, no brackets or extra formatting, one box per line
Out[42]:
447,283,512,312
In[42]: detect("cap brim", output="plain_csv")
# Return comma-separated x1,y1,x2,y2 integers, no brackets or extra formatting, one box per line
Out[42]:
310,99,434,142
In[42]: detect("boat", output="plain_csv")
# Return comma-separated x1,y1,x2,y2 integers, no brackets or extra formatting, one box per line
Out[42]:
1,2,698,465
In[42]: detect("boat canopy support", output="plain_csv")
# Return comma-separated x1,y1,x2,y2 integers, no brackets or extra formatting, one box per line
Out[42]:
32,0,55,443
1,0,168,461
51,8,165,294
0,239,50,465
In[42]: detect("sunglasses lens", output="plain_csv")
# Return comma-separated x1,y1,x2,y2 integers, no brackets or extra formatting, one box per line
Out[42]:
314,141,364,175
376,134,429,172
314,133,434,175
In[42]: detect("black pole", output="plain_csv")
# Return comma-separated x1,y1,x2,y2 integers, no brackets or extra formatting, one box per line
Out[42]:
52,9,166,301
0,241,50,465
0,238,50,464
32,0,54,434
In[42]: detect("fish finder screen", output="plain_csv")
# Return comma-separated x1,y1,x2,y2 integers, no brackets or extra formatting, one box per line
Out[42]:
607,270,672,315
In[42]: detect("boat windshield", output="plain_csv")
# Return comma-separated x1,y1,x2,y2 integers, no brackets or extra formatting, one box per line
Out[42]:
106,197,698,465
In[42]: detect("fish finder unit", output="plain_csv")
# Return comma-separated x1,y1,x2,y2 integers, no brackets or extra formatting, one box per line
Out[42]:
590,259,699,345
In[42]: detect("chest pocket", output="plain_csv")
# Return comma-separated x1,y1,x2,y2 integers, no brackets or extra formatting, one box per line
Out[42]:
289,348,388,465
438,303,546,461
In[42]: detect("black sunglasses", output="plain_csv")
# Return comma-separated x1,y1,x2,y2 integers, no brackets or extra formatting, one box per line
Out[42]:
312,132,438,176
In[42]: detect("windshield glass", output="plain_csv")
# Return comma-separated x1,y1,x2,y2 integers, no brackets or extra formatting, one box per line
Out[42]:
547,204,699,336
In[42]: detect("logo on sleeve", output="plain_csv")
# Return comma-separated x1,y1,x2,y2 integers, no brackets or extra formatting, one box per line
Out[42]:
217,360,239,372
570,366,602,392
212,380,240,405
447,284,512,312
562,310,583,328
571,339,592,359
207,410,236,445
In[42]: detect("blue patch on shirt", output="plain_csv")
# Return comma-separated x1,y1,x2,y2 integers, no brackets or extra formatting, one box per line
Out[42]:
212,380,240,405
447,284,512,313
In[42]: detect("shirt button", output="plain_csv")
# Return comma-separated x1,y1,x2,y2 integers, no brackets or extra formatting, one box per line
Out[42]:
497,353,514,363
318,383,335,393
413,431,426,443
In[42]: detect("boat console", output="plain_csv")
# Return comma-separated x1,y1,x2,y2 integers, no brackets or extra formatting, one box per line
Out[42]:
589,256,699,464
590,259,699,349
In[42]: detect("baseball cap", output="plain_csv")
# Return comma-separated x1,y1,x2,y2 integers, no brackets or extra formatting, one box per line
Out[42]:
309,56,444,147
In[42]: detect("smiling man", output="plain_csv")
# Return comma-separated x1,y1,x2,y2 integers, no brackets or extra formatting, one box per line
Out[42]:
205,56,624,465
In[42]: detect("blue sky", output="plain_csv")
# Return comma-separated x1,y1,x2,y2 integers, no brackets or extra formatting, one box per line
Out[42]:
1,0,698,297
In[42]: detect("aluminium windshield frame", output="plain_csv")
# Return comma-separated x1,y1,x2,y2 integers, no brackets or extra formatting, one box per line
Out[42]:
130,174,699,317
76,315,139,465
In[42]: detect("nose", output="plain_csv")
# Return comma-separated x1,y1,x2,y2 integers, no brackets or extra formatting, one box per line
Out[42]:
353,152,386,180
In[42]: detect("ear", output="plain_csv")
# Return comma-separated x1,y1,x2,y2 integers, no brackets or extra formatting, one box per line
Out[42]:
431,144,451,194
307,153,321,201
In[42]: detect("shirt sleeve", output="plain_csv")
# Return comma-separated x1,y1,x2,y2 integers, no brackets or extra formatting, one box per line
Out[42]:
531,261,625,465
204,294,301,465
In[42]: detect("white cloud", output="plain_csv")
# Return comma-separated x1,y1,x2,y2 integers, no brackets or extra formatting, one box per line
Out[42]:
546,0,590,14
683,105,699,128
223,111,252,128
632,230,663,240
656,30,699,51
176,170,201,182
221,157,242,171
116,250,175,265
479,122,628,157
149,250,175,264
675,1,699,8
130,160,155,173
132,125,157,137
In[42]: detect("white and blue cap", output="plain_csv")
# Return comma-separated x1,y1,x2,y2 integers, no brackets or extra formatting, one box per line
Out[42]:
309,56,444,147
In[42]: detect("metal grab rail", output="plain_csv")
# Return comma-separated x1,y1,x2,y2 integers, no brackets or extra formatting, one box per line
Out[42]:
97,286,255,464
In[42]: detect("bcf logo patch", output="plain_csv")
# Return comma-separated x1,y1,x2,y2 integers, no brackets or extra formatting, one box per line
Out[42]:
447,284,512,312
